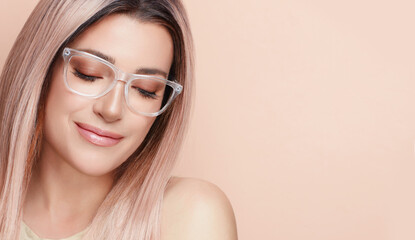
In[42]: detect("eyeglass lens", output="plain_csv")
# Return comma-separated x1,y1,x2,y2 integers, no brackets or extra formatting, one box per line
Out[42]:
66,55,173,114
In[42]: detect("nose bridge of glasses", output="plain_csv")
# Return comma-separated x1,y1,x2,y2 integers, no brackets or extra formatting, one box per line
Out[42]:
115,70,129,83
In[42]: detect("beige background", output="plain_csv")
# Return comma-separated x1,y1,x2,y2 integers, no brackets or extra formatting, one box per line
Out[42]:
2,0,415,239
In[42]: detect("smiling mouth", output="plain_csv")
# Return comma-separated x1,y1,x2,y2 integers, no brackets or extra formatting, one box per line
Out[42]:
75,122,123,147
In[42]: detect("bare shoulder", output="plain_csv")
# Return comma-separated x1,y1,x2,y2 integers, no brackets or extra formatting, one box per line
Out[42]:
161,176,238,240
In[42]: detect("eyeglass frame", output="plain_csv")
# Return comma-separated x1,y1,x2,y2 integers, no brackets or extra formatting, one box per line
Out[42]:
61,47,183,117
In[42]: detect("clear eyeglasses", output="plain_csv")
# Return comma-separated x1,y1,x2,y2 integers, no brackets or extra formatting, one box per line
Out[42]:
62,47,183,117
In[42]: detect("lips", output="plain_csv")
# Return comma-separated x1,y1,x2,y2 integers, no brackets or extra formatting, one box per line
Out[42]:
75,122,124,147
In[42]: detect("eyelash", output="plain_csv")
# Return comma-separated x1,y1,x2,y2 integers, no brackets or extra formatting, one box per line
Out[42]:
132,87,157,99
72,69,99,82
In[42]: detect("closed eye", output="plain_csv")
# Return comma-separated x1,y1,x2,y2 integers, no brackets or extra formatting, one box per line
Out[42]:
133,87,158,99
72,69,101,82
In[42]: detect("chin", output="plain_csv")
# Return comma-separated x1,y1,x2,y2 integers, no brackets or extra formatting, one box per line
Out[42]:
67,156,120,177
71,161,117,177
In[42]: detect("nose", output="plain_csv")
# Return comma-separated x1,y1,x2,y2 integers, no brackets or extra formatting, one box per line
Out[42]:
92,80,126,122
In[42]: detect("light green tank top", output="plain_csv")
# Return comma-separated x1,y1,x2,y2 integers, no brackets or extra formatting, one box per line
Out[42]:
20,222,89,240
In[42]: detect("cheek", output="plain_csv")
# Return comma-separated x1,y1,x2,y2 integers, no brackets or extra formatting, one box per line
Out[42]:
122,117,156,156
46,67,91,116
43,66,85,149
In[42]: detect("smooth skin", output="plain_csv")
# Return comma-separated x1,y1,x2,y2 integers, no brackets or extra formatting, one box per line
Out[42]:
23,14,237,240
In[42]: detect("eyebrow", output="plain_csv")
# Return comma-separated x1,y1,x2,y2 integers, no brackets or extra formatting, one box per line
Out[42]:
78,48,169,78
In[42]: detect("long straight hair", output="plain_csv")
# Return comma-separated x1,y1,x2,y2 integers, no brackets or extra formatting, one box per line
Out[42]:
0,0,194,239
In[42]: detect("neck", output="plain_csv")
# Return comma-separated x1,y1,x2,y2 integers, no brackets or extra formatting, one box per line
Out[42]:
23,142,114,227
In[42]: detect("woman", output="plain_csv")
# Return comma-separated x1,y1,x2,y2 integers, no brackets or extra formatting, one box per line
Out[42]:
0,0,238,239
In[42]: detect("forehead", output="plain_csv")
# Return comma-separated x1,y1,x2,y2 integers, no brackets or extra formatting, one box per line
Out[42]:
67,14,174,74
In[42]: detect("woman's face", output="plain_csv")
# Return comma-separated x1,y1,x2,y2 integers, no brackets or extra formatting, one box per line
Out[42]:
43,14,173,176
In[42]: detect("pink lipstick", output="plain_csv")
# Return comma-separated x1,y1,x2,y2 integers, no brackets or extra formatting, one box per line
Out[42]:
75,122,123,147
